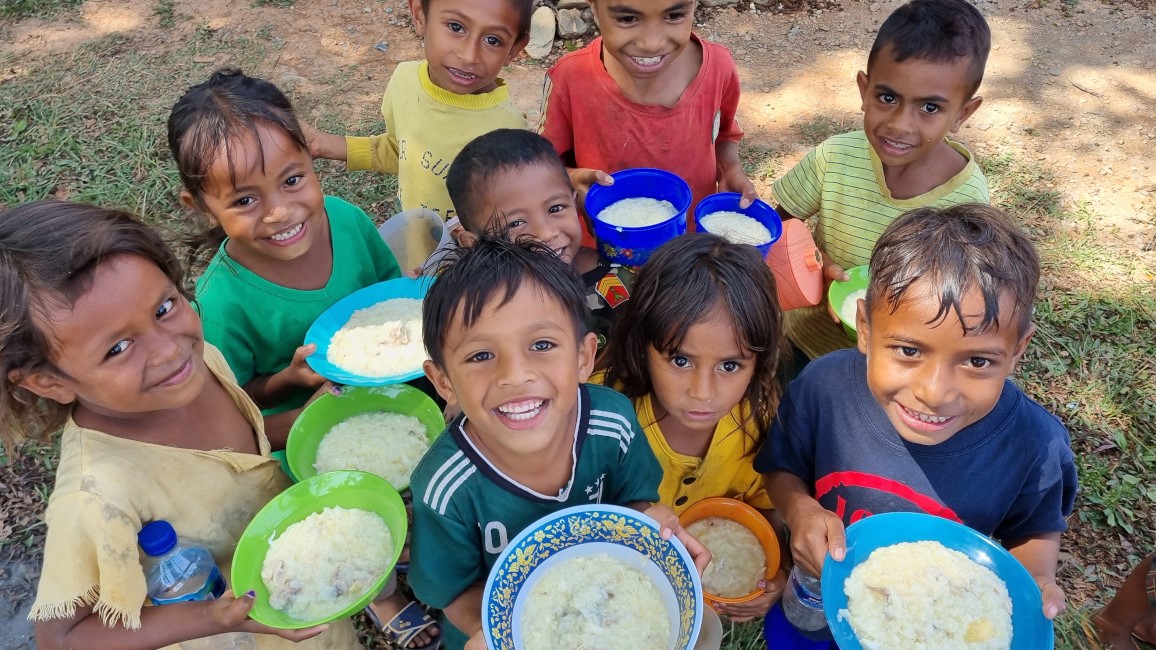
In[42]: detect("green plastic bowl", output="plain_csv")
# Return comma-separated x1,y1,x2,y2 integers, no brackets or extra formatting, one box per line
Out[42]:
286,384,444,491
230,470,407,629
827,265,870,341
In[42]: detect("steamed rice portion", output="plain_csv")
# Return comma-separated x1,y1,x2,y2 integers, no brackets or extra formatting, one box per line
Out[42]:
521,554,672,650
687,517,766,598
329,298,425,377
262,506,393,622
839,289,867,327
698,211,773,246
313,411,430,488
841,541,1012,650
596,197,677,228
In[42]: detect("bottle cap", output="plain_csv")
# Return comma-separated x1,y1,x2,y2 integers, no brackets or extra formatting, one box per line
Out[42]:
138,520,178,556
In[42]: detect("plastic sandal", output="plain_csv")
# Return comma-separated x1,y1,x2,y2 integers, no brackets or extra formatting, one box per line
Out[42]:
366,600,440,649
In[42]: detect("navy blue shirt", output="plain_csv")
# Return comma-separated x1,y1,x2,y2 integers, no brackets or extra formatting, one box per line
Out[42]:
755,349,1077,542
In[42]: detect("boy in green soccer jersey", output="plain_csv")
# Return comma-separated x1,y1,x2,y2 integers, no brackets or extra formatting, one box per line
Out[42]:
408,233,709,650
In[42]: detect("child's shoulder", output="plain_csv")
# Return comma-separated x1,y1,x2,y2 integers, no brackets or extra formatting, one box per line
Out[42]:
550,38,601,74
410,421,476,506
584,382,636,417
997,380,1070,443
322,195,371,226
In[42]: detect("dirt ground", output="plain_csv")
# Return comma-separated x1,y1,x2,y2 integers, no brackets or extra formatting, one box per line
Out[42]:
2,0,1155,646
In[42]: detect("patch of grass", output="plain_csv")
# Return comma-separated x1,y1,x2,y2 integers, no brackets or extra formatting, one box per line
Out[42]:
250,0,294,7
721,618,764,650
0,0,80,18
154,0,177,29
739,142,779,185
794,114,855,147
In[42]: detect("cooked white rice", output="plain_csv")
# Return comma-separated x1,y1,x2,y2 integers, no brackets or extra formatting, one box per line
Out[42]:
313,411,430,489
262,506,393,622
521,553,672,650
840,541,1012,650
698,211,773,246
687,517,766,598
839,289,866,327
596,197,677,228
329,298,425,377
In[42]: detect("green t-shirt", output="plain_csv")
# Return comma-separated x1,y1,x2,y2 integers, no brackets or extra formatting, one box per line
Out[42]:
194,196,402,411
408,383,662,650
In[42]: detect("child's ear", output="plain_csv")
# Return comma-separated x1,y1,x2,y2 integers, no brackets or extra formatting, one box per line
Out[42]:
8,368,76,406
507,34,530,63
950,95,984,133
423,360,459,408
856,70,869,112
576,332,598,383
179,190,217,227
456,230,479,249
408,0,427,38
1010,322,1036,367
855,299,871,355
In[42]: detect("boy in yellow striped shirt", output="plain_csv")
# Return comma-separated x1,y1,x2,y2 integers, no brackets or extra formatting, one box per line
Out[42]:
775,0,991,362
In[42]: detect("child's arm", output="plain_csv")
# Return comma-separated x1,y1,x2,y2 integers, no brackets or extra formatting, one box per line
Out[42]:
765,470,846,577
1006,531,1066,619
36,592,326,650
568,166,614,195
715,140,758,209
243,343,326,410
300,120,349,162
442,583,486,650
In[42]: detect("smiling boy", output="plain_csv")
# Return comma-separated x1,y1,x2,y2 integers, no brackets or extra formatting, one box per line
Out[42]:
757,204,1077,643
408,234,708,650
774,0,992,362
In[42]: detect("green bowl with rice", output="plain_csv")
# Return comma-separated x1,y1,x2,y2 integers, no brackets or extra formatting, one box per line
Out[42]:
827,265,870,341
286,383,445,491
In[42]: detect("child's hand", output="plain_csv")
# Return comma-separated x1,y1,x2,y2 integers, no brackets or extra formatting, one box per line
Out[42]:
714,568,787,622
718,167,759,209
569,167,614,194
1037,578,1066,620
208,590,329,642
287,343,326,389
298,120,347,161
644,504,712,576
818,249,850,323
464,628,487,650
405,266,424,278
789,502,845,577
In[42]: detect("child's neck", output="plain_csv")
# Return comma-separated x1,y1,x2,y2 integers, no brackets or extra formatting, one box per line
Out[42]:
652,399,715,458
882,140,968,200
464,413,579,497
601,38,703,109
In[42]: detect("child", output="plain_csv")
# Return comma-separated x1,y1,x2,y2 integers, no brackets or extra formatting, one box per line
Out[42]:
774,0,991,361
1,200,356,649
407,233,709,650
305,0,533,223
445,128,631,344
1092,551,1156,649
168,69,402,437
757,204,1078,645
538,0,757,245
598,233,788,622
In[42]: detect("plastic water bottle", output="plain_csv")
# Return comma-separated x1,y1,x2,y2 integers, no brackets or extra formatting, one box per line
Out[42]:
138,521,257,650
781,565,834,641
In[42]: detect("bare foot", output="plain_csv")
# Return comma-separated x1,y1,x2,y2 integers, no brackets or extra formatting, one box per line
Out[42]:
1093,608,1142,649
367,591,439,648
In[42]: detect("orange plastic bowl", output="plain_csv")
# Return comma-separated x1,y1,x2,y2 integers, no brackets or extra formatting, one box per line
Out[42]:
679,497,782,608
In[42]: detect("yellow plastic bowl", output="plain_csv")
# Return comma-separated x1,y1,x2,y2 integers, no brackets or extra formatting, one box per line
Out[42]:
679,497,782,609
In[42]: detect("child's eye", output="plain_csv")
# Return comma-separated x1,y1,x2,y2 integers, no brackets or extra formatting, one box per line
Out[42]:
106,340,130,359
155,298,174,319
667,11,688,20
447,21,464,33
897,346,919,358
966,357,992,369
878,92,896,104
670,355,690,368
531,340,555,352
921,102,941,114
467,350,493,363
615,15,638,26
508,218,527,229
285,174,304,188
234,196,256,208
720,360,741,373
484,35,502,46
548,204,568,214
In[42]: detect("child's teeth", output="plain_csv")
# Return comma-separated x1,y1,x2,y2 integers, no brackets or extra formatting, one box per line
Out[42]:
271,223,302,241
633,56,662,66
498,399,544,420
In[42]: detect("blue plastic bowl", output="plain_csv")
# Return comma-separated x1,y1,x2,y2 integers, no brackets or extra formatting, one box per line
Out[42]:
483,504,703,650
822,512,1053,650
585,168,692,266
304,276,434,386
694,192,784,258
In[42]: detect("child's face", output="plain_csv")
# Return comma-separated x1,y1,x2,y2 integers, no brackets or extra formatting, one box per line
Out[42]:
590,0,696,81
184,122,327,271
18,255,208,417
475,164,583,265
410,0,528,95
645,302,754,438
856,48,983,169
856,279,1033,446
424,282,598,458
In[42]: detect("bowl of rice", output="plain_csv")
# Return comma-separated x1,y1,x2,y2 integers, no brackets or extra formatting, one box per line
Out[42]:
694,193,783,258
483,504,704,650
822,512,1054,650
231,470,407,629
585,168,693,267
304,276,434,386
286,383,444,490
678,497,781,609
826,265,869,341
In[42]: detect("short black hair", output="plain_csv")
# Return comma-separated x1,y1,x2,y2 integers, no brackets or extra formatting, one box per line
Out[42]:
168,68,306,206
446,129,571,232
419,0,534,39
868,0,991,97
422,230,587,368
866,203,1039,337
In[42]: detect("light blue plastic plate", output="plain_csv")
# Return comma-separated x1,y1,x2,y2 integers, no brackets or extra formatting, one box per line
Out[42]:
822,512,1054,649
304,277,434,386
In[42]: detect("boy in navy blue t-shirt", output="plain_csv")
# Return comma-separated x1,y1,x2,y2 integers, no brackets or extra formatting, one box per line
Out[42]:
757,203,1077,638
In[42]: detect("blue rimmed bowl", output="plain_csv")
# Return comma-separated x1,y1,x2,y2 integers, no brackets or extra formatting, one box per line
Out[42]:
304,276,433,386
694,192,783,258
822,512,1053,650
585,168,692,267
483,504,704,649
